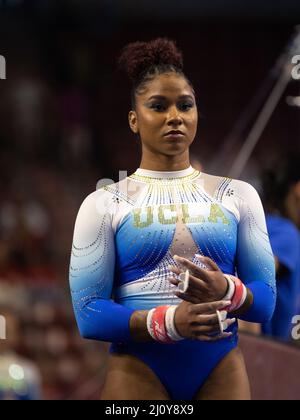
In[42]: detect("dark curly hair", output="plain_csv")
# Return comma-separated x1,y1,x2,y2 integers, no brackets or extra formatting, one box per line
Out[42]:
118,38,194,108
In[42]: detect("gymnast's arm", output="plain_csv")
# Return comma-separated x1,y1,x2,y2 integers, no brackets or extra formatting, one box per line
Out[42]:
69,190,151,344
233,182,277,323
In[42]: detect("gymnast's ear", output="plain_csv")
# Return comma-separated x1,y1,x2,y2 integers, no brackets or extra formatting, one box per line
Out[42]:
129,110,139,135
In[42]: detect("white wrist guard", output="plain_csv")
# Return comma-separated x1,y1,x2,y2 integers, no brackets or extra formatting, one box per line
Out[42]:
165,306,184,341
223,274,235,301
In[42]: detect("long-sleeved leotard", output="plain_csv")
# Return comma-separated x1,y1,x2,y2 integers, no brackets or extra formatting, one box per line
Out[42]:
69,166,276,399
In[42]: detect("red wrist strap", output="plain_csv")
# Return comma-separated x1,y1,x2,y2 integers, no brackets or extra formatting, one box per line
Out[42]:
224,275,246,312
151,306,174,344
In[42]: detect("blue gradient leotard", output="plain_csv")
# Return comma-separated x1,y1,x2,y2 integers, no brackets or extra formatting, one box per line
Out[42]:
69,166,276,400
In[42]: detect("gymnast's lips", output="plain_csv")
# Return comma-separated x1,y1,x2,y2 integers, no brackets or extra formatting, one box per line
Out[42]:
164,130,185,139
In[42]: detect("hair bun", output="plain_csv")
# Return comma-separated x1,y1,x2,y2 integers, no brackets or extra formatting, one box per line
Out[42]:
118,38,183,83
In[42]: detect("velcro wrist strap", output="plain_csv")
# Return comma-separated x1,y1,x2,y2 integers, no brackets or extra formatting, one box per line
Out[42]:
165,305,184,341
223,275,247,312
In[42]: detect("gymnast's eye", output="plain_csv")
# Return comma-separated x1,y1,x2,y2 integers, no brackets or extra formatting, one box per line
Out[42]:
150,103,166,112
177,102,194,112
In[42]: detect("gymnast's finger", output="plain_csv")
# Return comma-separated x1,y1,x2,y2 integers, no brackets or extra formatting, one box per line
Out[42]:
195,255,221,272
173,255,211,281
190,300,231,314
173,291,200,304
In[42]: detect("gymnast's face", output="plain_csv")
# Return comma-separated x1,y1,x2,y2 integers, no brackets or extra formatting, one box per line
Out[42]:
129,73,198,157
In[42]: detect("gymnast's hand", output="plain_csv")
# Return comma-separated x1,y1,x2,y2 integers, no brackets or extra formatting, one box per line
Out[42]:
174,300,235,341
168,254,228,304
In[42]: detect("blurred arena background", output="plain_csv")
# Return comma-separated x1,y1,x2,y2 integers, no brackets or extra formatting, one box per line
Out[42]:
0,0,300,400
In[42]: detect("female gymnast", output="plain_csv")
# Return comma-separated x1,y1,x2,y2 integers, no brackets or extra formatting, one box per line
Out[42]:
69,38,276,400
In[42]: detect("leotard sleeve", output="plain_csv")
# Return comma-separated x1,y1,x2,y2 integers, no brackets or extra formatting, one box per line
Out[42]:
233,181,276,323
69,189,134,343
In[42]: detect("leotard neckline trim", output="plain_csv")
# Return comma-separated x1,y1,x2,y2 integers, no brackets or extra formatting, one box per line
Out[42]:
132,165,200,180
